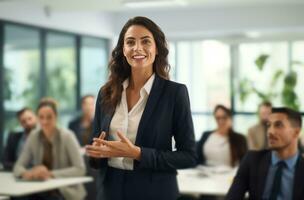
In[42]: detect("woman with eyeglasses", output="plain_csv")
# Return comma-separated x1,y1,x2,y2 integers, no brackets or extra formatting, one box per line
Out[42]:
196,105,247,168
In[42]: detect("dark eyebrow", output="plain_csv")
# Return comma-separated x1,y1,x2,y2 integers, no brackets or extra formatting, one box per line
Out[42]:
140,36,152,40
125,36,152,40
125,37,135,40
267,120,282,125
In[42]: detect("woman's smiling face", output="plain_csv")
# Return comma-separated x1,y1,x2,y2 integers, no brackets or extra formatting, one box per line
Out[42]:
123,25,157,70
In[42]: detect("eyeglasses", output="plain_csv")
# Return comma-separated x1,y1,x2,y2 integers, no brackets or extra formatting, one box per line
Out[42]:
215,115,229,121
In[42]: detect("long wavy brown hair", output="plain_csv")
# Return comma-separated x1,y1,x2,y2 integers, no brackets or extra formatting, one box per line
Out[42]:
101,16,170,113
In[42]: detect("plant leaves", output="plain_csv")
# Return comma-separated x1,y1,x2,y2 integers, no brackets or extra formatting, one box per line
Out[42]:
284,71,297,87
255,54,269,71
239,79,252,103
270,69,283,87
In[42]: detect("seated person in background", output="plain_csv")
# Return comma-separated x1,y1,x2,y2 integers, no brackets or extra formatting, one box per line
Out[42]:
196,105,247,168
13,98,86,200
69,95,96,200
69,95,95,146
3,107,37,170
226,107,304,200
247,101,272,150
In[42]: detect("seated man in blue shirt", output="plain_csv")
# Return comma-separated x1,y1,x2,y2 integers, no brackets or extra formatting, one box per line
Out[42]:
3,107,37,170
226,107,304,200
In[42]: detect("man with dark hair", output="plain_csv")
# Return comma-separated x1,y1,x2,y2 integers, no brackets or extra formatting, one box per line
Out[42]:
3,107,37,170
247,101,272,150
69,95,95,146
226,107,304,200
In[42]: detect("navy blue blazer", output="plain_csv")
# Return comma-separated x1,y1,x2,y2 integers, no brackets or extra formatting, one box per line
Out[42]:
226,150,304,200
68,117,83,145
68,116,93,146
89,75,197,199
3,131,23,171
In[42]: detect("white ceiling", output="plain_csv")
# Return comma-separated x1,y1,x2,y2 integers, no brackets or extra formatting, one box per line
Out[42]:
1,0,304,40
1,0,304,12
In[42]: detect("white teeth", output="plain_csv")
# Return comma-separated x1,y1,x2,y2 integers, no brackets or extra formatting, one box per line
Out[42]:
133,55,146,59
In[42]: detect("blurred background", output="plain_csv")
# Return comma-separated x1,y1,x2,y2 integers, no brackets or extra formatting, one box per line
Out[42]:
1,0,304,161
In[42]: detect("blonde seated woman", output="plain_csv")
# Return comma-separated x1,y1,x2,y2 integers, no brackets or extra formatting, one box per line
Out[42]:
13,98,86,200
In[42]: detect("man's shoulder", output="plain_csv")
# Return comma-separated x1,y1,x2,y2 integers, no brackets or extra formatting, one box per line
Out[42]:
248,123,263,131
8,131,23,137
5,132,23,149
244,149,271,163
299,153,304,165
70,116,81,124
69,116,82,127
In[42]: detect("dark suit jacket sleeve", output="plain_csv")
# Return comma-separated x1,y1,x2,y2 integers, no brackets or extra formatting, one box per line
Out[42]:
88,92,107,169
225,152,251,200
135,85,197,171
3,133,19,170
68,121,73,131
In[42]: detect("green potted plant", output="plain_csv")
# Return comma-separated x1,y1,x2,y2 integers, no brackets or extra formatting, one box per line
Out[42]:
238,54,303,111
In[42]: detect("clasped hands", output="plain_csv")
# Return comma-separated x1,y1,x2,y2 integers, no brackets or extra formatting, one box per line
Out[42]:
21,165,53,181
85,131,141,161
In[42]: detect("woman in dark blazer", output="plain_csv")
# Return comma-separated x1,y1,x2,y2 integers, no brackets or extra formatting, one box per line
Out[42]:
196,105,247,167
85,16,196,200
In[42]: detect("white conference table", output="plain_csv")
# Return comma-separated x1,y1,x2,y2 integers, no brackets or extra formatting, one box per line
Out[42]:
0,172,93,197
177,166,237,197
0,196,9,200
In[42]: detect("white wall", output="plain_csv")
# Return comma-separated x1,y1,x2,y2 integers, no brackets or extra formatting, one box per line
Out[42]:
0,2,114,38
114,4,304,40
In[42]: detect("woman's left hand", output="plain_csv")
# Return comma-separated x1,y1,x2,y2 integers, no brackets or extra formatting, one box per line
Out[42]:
85,131,141,160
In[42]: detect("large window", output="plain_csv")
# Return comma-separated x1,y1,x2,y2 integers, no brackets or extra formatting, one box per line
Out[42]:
0,21,109,161
171,40,231,139
169,40,304,139
81,37,108,96
235,42,289,112
46,33,76,111
292,41,304,111
168,42,176,80
3,25,40,133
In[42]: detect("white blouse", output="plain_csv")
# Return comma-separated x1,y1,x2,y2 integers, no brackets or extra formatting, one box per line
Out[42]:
203,132,231,167
108,74,155,170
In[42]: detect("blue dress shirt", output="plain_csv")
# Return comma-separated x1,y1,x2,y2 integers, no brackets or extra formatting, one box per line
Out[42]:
262,151,299,200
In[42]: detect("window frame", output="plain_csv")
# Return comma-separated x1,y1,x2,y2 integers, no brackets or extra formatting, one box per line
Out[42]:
0,19,110,162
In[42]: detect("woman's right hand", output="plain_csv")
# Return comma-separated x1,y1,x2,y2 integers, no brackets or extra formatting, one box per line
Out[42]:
92,131,106,146
85,131,141,160
85,131,106,158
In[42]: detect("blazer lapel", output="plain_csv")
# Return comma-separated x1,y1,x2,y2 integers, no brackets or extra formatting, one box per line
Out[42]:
103,111,114,140
135,75,165,145
257,151,271,199
292,155,304,199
